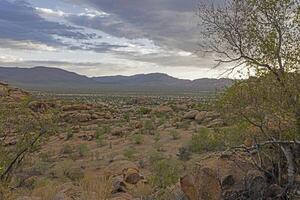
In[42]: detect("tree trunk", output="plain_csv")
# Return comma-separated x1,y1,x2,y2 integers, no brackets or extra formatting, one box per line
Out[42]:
280,145,295,186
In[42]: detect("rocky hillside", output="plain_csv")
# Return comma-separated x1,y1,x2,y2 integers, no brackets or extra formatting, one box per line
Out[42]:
1,84,299,200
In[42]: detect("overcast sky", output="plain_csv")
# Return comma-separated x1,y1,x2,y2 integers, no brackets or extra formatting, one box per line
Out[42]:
0,0,231,79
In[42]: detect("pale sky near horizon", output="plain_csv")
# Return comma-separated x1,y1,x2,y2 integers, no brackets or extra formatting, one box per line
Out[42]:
0,0,238,80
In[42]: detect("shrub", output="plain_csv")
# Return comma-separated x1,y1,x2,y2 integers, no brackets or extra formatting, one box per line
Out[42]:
169,129,180,140
188,127,225,153
153,132,161,143
176,120,190,130
96,135,105,147
124,112,130,122
177,146,191,161
99,124,111,135
143,119,156,134
61,144,73,154
132,134,144,145
30,180,60,200
149,151,183,189
80,173,112,200
123,147,137,160
139,107,152,115
64,167,84,181
78,144,90,157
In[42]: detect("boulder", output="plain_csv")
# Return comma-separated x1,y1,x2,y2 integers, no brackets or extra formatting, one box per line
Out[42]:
200,111,221,125
206,119,226,128
180,153,260,200
183,110,199,120
195,111,208,123
151,105,173,114
123,168,143,184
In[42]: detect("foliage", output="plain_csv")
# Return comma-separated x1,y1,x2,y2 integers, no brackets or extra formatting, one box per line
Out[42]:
169,129,180,140
199,0,300,187
123,147,137,160
188,127,225,153
153,132,161,143
177,146,191,161
132,134,144,145
143,119,156,134
80,173,112,200
61,144,73,154
0,99,58,182
149,151,183,189
139,107,152,115
78,144,90,157
123,112,130,122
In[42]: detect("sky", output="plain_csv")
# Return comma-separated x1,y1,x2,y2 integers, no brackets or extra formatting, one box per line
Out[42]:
0,0,232,79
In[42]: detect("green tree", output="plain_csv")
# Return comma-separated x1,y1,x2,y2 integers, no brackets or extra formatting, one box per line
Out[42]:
198,0,300,187
0,100,57,182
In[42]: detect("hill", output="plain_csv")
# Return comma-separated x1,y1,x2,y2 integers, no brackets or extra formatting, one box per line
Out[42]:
0,66,233,93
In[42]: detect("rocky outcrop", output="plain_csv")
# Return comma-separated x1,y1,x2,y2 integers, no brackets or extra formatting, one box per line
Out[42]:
105,160,146,198
180,152,278,200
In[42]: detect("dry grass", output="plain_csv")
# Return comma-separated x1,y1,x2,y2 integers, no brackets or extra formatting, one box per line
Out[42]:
80,173,112,200
31,181,60,200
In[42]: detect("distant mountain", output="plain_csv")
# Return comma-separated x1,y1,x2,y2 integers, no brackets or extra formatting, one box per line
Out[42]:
0,66,233,93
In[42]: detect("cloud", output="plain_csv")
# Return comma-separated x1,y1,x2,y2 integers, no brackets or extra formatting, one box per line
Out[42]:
0,0,97,49
63,0,200,51
0,39,57,51
0,54,23,63
35,7,69,17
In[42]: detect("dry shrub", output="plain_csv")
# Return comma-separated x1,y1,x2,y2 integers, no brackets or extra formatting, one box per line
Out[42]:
131,182,153,199
31,181,60,200
80,173,112,200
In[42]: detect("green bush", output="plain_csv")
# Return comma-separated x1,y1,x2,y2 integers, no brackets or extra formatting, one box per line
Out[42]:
66,131,73,140
61,144,73,154
78,144,90,157
124,112,130,122
139,107,152,115
132,134,144,145
177,146,191,161
143,119,156,134
153,132,161,143
149,151,183,189
96,135,105,147
188,127,225,153
169,129,180,140
123,147,137,160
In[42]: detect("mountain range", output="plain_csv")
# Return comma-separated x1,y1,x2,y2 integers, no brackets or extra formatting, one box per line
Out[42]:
0,66,233,93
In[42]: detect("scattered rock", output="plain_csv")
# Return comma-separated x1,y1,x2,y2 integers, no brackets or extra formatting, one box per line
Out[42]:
28,101,55,112
183,110,199,119
151,105,173,114
111,127,128,136
123,168,143,184
62,104,92,111
206,119,225,128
